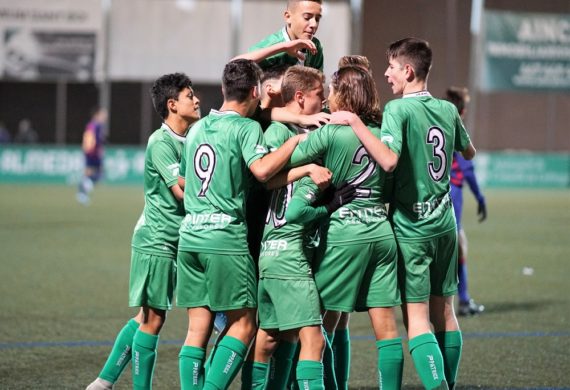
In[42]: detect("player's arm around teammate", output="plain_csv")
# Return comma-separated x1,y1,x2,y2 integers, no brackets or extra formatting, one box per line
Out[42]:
333,38,476,389
176,59,308,390
241,65,333,390
288,66,404,390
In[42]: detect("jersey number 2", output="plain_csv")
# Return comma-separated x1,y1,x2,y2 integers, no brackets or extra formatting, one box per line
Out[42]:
349,145,377,198
194,144,216,196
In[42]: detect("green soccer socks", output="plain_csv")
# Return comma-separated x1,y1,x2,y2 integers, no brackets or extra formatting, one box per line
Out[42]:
297,360,325,390
376,337,403,390
435,331,463,389
132,329,159,389
332,328,351,390
409,333,448,390
323,331,338,389
179,345,206,390
98,318,139,384
241,361,269,390
267,341,297,389
203,336,248,389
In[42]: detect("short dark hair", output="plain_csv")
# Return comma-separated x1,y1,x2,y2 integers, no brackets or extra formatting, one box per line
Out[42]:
150,73,193,120
445,86,470,115
280,65,324,104
222,59,263,102
261,63,290,85
386,37,432,81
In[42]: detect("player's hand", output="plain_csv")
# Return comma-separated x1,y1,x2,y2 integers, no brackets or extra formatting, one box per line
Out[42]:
307,164,332,190
325,182,357,214
329,111,357,126
299,112,330,128
477,198,487,222
284,39,317,60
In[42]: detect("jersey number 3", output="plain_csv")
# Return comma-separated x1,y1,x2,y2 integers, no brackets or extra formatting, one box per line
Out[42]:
194,144,216,196
426,126,447,182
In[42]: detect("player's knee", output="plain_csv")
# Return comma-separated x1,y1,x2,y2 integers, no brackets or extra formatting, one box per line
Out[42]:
258,335,278,356
300,327,325,355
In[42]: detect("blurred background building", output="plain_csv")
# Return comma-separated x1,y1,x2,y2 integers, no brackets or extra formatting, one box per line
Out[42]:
0,0,569,186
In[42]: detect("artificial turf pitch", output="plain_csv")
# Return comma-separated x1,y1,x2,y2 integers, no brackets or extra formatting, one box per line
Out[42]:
0,185,568,389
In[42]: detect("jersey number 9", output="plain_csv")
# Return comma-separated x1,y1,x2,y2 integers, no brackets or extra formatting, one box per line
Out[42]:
194,144,216,197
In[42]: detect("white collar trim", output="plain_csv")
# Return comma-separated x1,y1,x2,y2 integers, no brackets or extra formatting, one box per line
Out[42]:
403,91,431,99
161,123,187,142
281,27,292,42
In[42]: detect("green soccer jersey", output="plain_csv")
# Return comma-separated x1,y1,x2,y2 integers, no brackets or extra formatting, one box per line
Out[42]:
249,27,324,71
259,121,322,278
380,92,472,241
178,109,268,254
290,121,393,246
131,124,186,258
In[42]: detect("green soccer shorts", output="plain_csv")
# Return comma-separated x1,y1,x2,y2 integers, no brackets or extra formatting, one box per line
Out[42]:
257,277,322,331
397,229,459,302
176,250,257,311
314,237,401,312
129,249,176,310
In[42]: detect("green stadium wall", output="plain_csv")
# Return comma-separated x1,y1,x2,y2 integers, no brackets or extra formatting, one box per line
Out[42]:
0,146,569,188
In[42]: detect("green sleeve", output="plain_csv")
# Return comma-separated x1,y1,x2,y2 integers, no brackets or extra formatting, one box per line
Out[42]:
179,140,188,180
289,126,328,167
238,119,268,167
285,177,328,224
454,111,472,152
150,140,179,187
380,103,403,156
265,122,292,151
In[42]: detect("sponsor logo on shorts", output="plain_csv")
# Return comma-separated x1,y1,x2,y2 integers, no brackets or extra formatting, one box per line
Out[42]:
303,380,310,390
223,351,237,374
427,354,439,380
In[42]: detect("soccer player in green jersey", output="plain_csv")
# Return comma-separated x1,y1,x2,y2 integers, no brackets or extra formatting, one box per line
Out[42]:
235,0,324,71
86,73,201,390
289,65,404,390
176,59,308,390
318,54,375,390
332,38,476,389
242,65,342,390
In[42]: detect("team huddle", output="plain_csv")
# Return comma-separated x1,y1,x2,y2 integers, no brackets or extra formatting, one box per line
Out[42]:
86,1,476,390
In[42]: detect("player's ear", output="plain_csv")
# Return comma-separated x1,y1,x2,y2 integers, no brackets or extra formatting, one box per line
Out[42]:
252,85,260,100
295,90,304,105
284,9,291,27
167,98,177,113
404,64,415,81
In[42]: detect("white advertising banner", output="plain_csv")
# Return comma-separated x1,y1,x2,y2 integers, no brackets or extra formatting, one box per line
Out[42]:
0,0,103,81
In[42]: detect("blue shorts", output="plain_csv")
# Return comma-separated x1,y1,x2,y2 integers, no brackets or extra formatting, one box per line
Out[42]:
450,184,463,230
